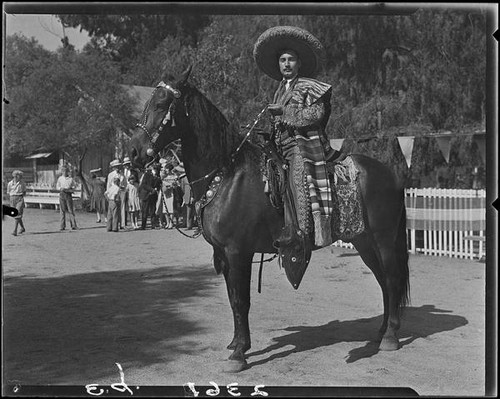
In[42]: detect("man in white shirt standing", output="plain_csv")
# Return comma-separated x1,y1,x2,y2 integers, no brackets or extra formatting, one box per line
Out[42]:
107,159,127,228
56,166,78,231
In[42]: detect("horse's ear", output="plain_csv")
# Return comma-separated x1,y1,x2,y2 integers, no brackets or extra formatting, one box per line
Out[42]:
177,65,193,86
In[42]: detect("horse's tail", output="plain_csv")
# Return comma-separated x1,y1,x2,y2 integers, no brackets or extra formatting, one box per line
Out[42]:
396,202,411,311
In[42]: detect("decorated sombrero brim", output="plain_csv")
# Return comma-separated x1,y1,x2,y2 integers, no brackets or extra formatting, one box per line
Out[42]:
254,26,326,81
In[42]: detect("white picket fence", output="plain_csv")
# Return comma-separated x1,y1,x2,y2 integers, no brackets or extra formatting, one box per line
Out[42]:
332,188,486,260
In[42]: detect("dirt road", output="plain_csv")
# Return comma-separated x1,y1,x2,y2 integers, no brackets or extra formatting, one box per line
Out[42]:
2,208,487,396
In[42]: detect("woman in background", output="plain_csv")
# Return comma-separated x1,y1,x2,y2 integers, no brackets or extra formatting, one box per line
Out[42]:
127,174,141,229
89,168,107,223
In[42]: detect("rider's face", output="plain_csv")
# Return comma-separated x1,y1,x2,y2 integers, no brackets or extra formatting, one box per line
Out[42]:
278,50,301,80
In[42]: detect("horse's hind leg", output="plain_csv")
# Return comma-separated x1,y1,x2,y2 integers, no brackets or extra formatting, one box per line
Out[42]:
222,249,253,372
372,235,404,351
352,234,389,337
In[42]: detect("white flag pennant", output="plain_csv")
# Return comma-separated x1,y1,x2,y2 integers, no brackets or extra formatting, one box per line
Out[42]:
435,136,452,163
397,136,415,168
329,138,345,151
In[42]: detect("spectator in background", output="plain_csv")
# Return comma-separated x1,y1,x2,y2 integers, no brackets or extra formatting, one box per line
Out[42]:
151,163,163,229
89,168,107,223
56,166,78,231
107,159,122,190
121,157,133,226
161,164,178,229
7,170,27,236
138,168,158,230
172,166,184,228
105,177,121,232
177,166,195,230
127,174,141,229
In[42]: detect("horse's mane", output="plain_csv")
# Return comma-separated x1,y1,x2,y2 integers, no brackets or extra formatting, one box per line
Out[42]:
185,84,241,167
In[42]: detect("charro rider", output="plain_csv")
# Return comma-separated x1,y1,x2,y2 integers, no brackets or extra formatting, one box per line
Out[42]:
254,26,341,276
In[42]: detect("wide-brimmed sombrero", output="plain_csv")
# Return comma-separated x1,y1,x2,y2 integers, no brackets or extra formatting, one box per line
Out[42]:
254,26,326,81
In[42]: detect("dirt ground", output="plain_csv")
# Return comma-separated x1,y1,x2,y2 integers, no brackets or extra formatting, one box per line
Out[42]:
2,207,488,396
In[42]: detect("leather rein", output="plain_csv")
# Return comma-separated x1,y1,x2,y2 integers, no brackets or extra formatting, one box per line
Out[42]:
137,82,277,287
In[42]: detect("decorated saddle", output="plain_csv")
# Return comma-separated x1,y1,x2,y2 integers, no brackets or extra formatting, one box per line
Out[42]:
262,150,366,246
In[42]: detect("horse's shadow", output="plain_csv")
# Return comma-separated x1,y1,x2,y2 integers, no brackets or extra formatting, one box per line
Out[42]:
246,305,467,367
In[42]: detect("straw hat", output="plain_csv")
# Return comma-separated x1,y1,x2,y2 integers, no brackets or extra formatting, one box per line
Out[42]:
122,157,131,165
253,26,326,81
110,159,122,168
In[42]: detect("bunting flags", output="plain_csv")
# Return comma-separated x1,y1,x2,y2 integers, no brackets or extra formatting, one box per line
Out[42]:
435,136,453,163
332,131,484,169
329,138,345,151
397,136,415,168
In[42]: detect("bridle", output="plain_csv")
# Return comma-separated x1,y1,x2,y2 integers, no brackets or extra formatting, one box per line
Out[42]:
135,81,182,165
135,81,277,284
137,80,268,185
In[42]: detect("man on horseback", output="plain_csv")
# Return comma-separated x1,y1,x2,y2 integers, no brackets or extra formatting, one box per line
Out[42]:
254,26,341,275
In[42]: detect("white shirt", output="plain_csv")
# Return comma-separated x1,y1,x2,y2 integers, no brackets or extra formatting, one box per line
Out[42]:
56,175,75,191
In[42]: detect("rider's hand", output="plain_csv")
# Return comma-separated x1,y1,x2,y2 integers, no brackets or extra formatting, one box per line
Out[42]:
268,104,284,116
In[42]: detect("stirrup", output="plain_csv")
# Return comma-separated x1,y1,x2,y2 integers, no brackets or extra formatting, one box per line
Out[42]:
274,225,312,290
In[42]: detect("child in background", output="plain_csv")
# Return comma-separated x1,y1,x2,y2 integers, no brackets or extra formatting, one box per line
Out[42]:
127,174,141,230
105,177,121,232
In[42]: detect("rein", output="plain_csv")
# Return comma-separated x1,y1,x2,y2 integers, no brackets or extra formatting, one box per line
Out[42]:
138,83,276,289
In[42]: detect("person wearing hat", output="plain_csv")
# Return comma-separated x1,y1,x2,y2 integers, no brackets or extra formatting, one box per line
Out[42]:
89,168,108,223
151,162,165,228
107,159,127,228
56,166,79,231
254,26,340,270
7,170,27,236
121,157,134,227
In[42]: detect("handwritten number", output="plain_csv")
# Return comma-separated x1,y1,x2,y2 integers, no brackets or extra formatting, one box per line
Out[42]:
85,384,105,396
251,385,269,397
227,383,241,397
206,381,220,396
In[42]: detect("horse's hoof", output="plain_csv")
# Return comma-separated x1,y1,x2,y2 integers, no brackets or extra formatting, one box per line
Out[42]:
222,359,248,373
379,336,399,351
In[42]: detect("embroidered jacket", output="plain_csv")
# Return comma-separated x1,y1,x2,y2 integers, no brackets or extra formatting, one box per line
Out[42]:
273,76,335,247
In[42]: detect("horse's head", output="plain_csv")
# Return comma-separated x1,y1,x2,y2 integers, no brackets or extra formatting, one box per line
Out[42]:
129,66,192,169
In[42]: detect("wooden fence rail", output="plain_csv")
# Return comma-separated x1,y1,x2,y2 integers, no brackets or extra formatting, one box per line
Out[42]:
332,188,486,260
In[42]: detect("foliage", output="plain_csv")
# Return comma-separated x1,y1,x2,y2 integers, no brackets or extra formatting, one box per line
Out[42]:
5,8,488,188
3,34,136,164
58,14,210,70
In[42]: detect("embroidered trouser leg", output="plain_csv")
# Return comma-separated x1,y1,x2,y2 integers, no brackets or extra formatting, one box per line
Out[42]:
281,142,310,235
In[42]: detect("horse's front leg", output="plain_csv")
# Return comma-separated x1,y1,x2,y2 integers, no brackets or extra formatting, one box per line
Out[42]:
222,249,253,373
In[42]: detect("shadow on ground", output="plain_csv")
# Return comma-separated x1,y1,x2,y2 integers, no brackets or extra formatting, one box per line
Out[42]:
246,305,468,367
3,265,218,384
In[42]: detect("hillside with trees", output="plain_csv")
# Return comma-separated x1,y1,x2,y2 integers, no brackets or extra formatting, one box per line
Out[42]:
4,8,488,188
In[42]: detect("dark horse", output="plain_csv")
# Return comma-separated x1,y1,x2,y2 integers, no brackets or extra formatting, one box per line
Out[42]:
129,66,410,372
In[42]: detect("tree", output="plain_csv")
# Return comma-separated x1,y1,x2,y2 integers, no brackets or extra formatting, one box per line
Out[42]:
3,34,137,165
57,14,210,72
